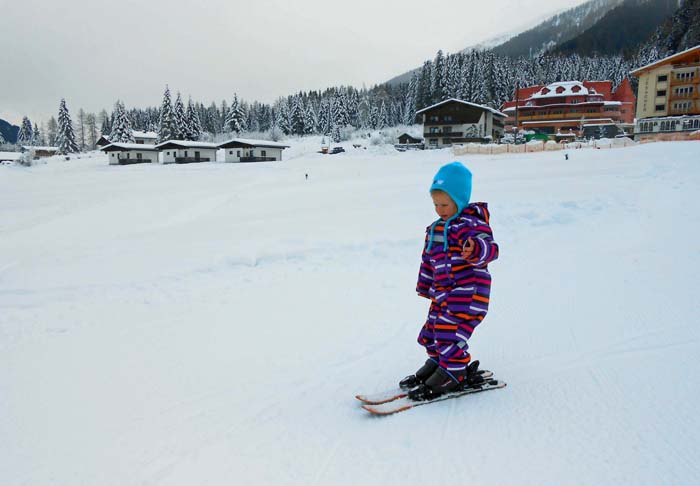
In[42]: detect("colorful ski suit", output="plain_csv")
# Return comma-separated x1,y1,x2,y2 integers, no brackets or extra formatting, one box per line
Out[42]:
416,202,499,372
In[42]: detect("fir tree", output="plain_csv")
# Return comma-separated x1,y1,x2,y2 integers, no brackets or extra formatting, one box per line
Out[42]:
158,86,176,142
173,92,187,139
186,99,202,141
56,98,79,154
32,123,43,146
17,116,33,145
110,101,135,143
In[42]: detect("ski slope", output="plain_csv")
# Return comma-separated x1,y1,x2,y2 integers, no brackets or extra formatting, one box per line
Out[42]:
1,140,699,485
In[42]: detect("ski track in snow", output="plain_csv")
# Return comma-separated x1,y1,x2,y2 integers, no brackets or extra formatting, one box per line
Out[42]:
1,141,699,485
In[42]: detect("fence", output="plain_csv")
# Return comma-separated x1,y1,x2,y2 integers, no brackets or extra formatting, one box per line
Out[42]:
453,138,638,156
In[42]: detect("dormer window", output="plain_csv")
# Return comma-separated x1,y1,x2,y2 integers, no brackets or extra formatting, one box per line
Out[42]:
571,85,581,93
541,88,550,94
556,86,565,94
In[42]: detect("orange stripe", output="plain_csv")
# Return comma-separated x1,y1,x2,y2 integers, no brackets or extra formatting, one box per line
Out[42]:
435,324,458,331
473,295,490,303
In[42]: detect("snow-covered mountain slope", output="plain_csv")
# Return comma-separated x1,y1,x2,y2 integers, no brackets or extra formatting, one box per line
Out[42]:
1,140,699,485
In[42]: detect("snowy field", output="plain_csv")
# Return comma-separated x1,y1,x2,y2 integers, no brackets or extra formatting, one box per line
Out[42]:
1,140,699,485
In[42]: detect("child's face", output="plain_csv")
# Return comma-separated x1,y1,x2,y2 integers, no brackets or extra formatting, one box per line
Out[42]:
431,191,457,220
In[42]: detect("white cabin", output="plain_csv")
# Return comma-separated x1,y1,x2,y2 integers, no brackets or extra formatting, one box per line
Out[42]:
218,138,290,162
155,140,219,164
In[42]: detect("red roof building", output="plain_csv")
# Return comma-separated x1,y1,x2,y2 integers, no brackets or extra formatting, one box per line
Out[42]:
500,79,636,139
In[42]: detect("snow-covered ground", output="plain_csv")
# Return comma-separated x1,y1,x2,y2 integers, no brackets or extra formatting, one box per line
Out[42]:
1,141,699,485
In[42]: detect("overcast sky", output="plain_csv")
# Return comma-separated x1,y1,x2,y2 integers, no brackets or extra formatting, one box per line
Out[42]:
1,0,587,126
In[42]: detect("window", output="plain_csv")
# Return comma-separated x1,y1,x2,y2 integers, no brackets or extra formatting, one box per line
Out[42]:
657,75,668,82
166,151,170,155
137,153,142,159
229,151,233,154
184,151,188,157
444,115,453,122
237,151,241,157
656,90,666,97
429,116,439,122
430,127,440,133
443,126,452,133
655,104,665,111
261,150,267,156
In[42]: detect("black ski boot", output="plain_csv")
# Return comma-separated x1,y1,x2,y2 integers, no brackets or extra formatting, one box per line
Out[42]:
408,361,482,401
399,358,438,390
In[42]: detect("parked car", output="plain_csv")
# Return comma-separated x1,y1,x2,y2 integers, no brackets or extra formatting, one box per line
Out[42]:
329,146,345,154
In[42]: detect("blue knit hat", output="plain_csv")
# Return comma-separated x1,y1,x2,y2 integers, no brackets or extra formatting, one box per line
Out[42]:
427,161,473,252
430,161,472,212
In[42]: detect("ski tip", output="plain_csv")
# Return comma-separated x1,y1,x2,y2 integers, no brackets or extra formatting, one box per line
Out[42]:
362,404,413,416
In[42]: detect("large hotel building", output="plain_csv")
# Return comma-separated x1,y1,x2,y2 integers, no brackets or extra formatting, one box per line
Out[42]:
630,45,700,141
500,80,636,140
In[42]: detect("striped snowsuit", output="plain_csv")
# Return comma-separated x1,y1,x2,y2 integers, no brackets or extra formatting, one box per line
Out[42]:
416,202,499,372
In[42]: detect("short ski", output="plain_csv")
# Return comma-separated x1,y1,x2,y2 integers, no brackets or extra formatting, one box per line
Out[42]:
361,379,506,416
355,370,493,405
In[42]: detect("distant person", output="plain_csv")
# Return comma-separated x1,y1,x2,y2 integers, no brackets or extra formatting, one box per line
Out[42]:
400,161,500,400
305,173,308,180
565,153,569,160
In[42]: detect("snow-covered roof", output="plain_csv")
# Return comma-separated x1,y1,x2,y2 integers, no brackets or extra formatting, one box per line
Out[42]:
218,138,290,149
101,143,159,151
415,98,507,118
21,146,59,151
0,151,22,161
630,45,700,75
155,140,220,149
132,131,158,139
528,81,595,100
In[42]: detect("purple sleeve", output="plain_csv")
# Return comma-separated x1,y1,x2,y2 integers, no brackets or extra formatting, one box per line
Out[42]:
462,223,499,267
416,243,433,299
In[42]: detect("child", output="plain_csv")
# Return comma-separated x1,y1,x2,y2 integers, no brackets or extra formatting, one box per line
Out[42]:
401,161,499,400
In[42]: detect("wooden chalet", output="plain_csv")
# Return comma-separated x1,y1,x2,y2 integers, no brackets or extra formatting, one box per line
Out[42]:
416,99,506,148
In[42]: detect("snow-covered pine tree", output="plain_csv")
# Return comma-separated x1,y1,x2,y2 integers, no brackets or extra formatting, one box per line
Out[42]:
98,109,111,138
275,98,292,135
416,61,432,110
173,92,187,139
32,123,44,146
378,101,388,129
158,86,176,142
17,116,33,145
0,131,6,145
403,74,418,125
113,102,134,143
317,98,331,135
57,98,79,154
303,102,317,134
431,50,447,104
186,99,202,141
291,95,305,135
445,54,460,99
224,94,246,134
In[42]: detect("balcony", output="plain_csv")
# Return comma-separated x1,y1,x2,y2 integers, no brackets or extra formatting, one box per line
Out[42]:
175,157,211,163
669,90,699,101
669,107,700,116
239,156,277,162
424,131,463,138
117,158,152,165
